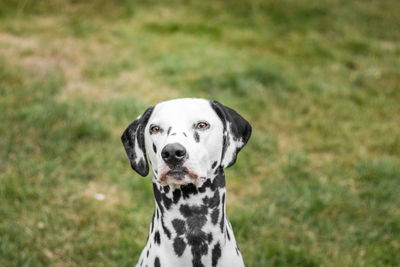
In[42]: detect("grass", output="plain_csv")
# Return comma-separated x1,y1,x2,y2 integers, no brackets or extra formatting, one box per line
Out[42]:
0,0,399,266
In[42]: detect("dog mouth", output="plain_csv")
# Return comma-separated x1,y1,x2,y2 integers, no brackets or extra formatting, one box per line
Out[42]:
159,166,201,185
167,167,188,179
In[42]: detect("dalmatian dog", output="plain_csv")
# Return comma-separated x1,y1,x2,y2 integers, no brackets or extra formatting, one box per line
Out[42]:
121,98,251,267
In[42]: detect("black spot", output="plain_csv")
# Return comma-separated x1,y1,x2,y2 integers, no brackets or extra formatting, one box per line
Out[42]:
212,242,221,267
156,208,159,219
154,169,158,174
154,231,161,245
202,190,220,207
187,230,208,248
154,257,160,267
146,250,149,257
171,133,177,136
153,183,164,214
181,183,198,199
167,127,171,135
202,196,208,205
212,171,225,188
199,179,212,193
236,247,240,256
161,193,172,210
208,190,220,208
193,258,205,267
137,158,147,176
187,215,207,230
173,189,181,204
207,232,213,243
220,132,230,166
226,227,231,240
172,219,186,235
179,204,208,218
211,161,218,169
193,131,200,143
153,143,157,153
150,212,155,233
189,229,208,267
198,186,206,193
155,183,173,211
163,185,170,194
173,237,187,256
220,194,225,232
183,132,187,137
211,208,219,225
161,217,171,239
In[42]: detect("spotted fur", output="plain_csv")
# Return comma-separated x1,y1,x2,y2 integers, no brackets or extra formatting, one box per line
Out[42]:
121,98,251,267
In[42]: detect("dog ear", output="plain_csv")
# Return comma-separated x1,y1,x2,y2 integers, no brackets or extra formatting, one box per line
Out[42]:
210,100,252,168
121,106,154,176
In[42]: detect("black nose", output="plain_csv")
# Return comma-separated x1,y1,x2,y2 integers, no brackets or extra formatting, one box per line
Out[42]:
161,143,187,166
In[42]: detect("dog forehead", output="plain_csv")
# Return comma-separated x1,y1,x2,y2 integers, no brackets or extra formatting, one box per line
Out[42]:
150,98,219,124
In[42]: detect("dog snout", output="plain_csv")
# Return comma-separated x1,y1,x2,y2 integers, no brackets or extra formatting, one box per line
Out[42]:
161,143,187,166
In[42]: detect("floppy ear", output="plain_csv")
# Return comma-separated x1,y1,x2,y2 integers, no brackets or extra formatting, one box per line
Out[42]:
121,106,154,176
210,100,252,168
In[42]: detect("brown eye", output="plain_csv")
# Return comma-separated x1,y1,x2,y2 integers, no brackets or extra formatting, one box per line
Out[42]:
196,121,209,130
150,125,161,134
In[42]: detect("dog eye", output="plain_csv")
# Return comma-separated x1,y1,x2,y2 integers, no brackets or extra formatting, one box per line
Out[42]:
150,125,161,134
195,121,209,130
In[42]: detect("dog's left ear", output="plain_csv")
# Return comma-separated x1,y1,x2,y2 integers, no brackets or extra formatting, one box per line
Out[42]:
121,106,154,177
210,100,252,168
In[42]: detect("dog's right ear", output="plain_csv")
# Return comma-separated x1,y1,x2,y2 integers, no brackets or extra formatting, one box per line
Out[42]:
121,106,154,177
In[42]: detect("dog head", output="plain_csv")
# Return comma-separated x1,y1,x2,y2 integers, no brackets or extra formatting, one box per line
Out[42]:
121,98,251,187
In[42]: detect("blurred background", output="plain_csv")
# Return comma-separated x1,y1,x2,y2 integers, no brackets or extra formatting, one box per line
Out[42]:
1,0,399,266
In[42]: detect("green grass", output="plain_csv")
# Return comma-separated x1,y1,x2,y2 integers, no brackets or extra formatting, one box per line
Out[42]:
1,0,399,266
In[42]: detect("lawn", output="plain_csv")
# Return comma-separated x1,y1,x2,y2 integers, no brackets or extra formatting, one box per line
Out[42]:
1,0,399,266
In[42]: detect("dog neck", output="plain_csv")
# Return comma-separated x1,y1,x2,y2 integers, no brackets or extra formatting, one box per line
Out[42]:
147,168,231,266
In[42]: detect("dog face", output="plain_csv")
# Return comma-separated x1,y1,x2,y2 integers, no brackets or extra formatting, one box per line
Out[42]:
145,99,224,186
121,98,251,187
